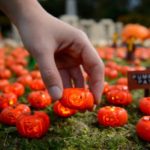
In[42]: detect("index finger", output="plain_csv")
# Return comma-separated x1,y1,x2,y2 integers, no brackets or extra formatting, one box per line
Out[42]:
81,41,105,104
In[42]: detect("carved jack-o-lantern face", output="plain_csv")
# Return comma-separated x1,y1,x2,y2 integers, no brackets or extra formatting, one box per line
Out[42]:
97,106,128,127
60,88,94,110
0,104,31,125
106,89,132,106
16,111,50,138
28,91,51,109
53,101,77,117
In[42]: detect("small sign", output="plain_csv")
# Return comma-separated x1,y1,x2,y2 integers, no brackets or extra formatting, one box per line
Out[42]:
127,69,150,90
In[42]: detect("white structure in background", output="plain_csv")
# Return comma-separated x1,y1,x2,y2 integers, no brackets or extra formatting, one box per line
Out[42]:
79,19,95,38
60,15,79,28
66,0,77,16
99,19,115,41
144,39,150,47
116,22,123,36
10,0,124,46
61,1,124,46
9,0,150,47
60,0,79,28
60,15,124,46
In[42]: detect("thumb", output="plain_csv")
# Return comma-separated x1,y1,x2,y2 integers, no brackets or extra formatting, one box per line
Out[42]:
36,52,63,100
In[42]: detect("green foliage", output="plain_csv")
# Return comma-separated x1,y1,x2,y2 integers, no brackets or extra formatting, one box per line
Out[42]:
27,56,37,71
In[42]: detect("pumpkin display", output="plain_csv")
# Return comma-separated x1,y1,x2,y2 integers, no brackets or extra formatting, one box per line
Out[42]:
103,85,128,95
105,67,118,79
0,104,31,125
29,79,45,90
106,88,132,106
3,82,25,97
120,66,134,76
10,64,29,76
17,74,33,87
0,79,9,91
30,70,41,79
116,77,128,86
0,25,150,145
53,101,77,117
60,88,94,110
139,97,150,115
0,93,18,110
0,68,12,79
10,48,29,59
136,116,150,141
16,111,50,138
122,24,149,41
105,61,120,71
103,82,110,95
108,69,118,79
97,106,128,127
28,91,52,109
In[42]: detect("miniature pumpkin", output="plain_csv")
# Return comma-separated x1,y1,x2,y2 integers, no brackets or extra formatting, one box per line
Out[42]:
106,88,132,106
97,106,128,127
0,93,17,110
139,97,150,115
0,104,31,125
60,88,94,110
3,82,25,97
29,79,45,90
28,91,51,109
136,116,150,141
16,111,50,138
53,101,77,117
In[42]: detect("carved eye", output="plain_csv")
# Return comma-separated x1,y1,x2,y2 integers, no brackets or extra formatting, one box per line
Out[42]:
60,88,94,110
79,95,83,100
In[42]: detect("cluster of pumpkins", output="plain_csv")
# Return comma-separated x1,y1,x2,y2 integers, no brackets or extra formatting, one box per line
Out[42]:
0,46,150,142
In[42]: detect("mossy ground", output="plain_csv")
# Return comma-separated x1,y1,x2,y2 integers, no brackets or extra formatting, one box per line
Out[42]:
0,57,150,150
0,89,150,150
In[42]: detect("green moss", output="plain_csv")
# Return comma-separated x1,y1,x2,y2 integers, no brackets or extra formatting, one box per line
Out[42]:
0,104,149,150
0,56,150,150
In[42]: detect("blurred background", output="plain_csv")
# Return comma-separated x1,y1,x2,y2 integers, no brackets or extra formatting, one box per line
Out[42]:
0,0,149,34
0,0,149,46
39,0,149,26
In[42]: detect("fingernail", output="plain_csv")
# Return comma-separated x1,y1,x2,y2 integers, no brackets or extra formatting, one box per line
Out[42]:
48,86,62,100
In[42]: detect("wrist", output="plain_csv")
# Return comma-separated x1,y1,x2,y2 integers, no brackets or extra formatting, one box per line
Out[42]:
0,0,46,27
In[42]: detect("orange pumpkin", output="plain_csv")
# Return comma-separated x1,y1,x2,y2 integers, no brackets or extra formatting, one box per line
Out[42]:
139,97,150,115
106,88,132,106
53,101,77,117
136,116,150,141
122,24,149,41
0,93,18,110
60,88,94,111
16,111,50,138
0,104,31,125
28,91,51,109
97,106,128,127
